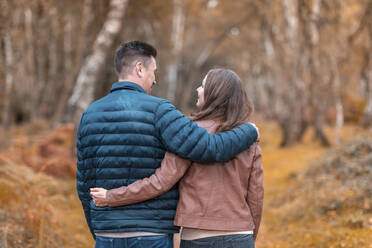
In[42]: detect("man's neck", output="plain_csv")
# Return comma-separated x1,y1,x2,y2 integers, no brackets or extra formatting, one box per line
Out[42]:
118,77,146,91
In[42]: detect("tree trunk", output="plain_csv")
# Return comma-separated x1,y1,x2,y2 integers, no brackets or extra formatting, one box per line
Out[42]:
53,0,93,125
1,0,14,131
277,0,301,147
296,118,308,142
362,56,372,127
166,0,185,103
308,0,330,146
363,92,372,127
33,10,48,119
314,112,330,146
25,7,36,122
362,22,372,127
330,56,344,145
41,7,58,118
279,118,291,147
68,0,129,121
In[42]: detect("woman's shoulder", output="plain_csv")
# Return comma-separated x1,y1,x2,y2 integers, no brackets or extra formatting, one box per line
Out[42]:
195,120,217,133
250,142,261,150
237,142,261,161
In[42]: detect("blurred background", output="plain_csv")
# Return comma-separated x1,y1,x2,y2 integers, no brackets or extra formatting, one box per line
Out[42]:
0,0,371,247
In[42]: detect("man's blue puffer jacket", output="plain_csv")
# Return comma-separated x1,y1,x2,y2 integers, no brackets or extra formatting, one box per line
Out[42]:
76,81,258,238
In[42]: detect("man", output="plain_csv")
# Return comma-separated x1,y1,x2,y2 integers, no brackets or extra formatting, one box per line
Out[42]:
76,41,258,248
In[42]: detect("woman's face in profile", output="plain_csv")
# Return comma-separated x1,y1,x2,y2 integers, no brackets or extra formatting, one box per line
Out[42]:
196,75,207,107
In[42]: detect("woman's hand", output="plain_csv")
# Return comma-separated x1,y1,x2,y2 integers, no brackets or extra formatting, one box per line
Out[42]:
90,188,108,207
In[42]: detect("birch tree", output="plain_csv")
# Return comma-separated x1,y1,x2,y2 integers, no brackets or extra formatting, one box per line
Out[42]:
362,45,372,127
345,0,372,127
362,0,372,127
53,0,93,125
68,0,129,121
1,0,14,130
166,0,185,102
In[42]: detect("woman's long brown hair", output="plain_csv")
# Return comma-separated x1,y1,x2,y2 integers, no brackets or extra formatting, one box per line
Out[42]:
191,69,253,133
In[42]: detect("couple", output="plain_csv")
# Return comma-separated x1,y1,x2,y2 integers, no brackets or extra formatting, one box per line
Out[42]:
76,41,263,248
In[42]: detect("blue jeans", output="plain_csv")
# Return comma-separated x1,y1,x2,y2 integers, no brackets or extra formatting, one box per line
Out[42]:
180,234,254,248
95,234,174,248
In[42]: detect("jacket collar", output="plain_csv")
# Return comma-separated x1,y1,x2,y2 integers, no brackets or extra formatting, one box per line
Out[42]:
110,81,146,94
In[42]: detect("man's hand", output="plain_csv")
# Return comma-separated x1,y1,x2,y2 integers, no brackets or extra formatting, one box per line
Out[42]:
90,188,108,207
250,123,260,142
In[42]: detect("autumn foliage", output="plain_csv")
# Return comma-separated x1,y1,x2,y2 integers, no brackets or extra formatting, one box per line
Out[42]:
0,123,91,248
0,122,371,247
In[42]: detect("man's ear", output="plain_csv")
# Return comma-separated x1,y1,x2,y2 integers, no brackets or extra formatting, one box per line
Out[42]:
135,61,143,78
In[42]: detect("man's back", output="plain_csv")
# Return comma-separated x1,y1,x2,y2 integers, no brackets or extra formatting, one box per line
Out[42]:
77,81,180,234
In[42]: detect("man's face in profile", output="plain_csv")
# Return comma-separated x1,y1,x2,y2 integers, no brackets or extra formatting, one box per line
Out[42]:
142,57,157,94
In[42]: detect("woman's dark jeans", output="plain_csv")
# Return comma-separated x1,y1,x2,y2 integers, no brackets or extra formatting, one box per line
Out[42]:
94,234,173,248
180,234,254,248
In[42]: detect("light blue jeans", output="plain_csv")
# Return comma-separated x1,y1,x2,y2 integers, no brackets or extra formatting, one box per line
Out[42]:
95,234,174,248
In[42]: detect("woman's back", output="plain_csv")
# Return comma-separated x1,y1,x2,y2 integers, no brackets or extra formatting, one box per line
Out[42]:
174,120,263,235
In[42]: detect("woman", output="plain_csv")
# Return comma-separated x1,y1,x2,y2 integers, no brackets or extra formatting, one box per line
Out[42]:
91,68,264,248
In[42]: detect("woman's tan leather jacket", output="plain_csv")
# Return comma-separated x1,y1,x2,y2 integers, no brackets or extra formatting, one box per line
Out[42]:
106,120,264,239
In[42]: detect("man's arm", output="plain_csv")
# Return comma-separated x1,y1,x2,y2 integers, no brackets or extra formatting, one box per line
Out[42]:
76,115,95,239
155,100,258,163
91,152,191,207
246,145,264,240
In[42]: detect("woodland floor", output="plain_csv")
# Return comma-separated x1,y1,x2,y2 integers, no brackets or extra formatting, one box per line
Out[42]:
0,121,371,248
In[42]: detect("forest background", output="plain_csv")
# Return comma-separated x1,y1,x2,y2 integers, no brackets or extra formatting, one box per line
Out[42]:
0,0,371,247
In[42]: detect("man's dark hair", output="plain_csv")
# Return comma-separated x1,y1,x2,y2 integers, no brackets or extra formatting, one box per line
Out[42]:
114,41,157,76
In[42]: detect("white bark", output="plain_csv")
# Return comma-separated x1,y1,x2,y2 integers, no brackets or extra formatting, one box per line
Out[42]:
310,0,321,45
363,56,372,127
166,64,178,101
42,7,58,112
167,0,185,102
364,92,372,126
1,0,13,130
282,0,299,77
331,55,344,145
283,0,298,45
264,30,276,61
171,0,185,55
25,8,36,116
53,0,93,125
68,0,129,119
363,16,372,126
2,32,14,130
63,18,74,108
330,53,344,145
196,48,212,67
335,100,344,144
33,10,48,119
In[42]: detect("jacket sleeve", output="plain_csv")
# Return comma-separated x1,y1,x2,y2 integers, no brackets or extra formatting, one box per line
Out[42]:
106,152,191,207
246,144,264,240
76,114,95,239
154,100,258,163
